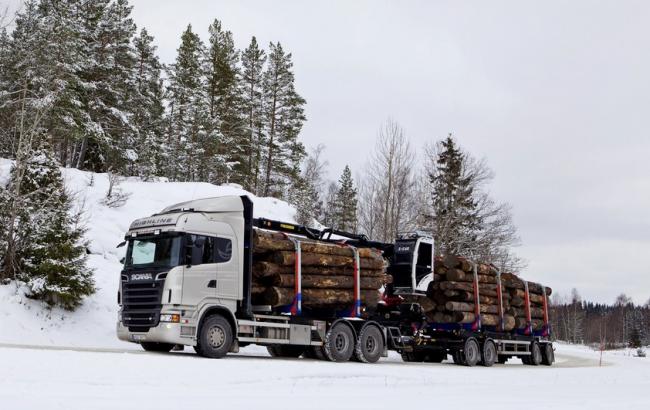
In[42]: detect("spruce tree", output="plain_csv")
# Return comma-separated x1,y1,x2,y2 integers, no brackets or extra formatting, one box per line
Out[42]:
80,0,137,172
166,24,212,181
334,165,358,232
131,28,165,178
240,37,266,193
0,143,94,309
261,42,306,198
428,135,481,256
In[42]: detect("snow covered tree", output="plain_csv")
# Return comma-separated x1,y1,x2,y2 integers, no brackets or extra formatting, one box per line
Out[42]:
260,42,306,198
130,27,165,178
166,24,212,181
241,36,266,193
334,165,358,232
321,182,338,228
0,143,94,309
79,0,138,172
205,19,245,184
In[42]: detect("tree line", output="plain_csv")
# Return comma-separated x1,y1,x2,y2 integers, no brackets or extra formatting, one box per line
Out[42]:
550,289,649,348
0,0,306,197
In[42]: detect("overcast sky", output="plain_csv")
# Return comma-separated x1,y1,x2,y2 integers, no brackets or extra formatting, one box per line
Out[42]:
7,0,650,304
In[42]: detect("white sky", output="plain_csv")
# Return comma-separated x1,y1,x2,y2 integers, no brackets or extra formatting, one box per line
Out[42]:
6,0,650,304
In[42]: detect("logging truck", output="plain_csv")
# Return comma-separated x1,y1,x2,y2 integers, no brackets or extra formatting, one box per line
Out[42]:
116,195,554,366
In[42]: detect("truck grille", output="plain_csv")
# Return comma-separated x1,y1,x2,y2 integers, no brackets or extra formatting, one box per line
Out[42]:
121,280,164,332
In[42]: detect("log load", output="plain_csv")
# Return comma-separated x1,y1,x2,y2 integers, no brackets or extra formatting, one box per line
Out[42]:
424,256,552,332
250,229,385,311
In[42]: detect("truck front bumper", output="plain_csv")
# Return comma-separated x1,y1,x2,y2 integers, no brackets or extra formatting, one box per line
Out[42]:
116,321,196,346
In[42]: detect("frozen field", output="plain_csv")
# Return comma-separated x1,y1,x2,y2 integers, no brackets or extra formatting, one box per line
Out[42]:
0,342,648,410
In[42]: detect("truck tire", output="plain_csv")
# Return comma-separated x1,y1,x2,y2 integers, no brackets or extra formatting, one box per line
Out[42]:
140,342,174,353
481,340,497,367
354,325,384,363
196,315,233,359
541,343,554,366
267,345,305,358
462,338,480,367
530,342,542,366
324,322,355,362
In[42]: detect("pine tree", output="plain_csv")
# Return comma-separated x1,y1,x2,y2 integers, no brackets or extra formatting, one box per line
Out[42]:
428,134,481,256
166,24,212,181
0,143,94,309
240,36,266,193
334,165,358,232
205,19,245,184
131,27,165,178
260,42,306,198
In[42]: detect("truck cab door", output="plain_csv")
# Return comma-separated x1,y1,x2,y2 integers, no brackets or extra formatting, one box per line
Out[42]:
214,236,237,300
182,235,217,305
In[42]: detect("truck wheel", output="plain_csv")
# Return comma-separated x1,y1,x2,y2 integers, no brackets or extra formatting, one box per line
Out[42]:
196,315,233,359
324,322,355,362
530,342,542,366
481,340,497,367
141,342,174,353
452,350,465,365
541,343,554,366
267,345,304,358
354,325,384,363
462,338,480,367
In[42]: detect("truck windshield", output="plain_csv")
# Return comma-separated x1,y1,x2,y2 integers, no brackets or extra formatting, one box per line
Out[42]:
125,235,182,269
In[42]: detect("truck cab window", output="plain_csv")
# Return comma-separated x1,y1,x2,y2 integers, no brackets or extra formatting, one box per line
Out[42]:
215,237,232,263
187,235,230,264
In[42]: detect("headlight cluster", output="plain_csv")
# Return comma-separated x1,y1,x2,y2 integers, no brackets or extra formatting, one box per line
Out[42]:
159,314,180,323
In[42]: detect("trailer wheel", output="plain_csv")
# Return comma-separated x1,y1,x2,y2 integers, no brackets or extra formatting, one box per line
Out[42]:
267,345,305,358
196,314,233,358
354,325,384,363
140,342,174,353
462,338,480,367
541,343,554,366
324,322,355,362
481,340,497,367
530,342,542,366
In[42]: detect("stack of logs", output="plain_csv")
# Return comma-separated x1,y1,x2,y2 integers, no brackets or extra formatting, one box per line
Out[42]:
250,229,384,309
419,255,552,332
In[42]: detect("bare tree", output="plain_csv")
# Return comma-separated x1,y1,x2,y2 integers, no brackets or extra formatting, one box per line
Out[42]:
358,120,418,242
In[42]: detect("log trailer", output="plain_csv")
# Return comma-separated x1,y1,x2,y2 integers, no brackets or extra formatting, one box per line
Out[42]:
116,195,554,366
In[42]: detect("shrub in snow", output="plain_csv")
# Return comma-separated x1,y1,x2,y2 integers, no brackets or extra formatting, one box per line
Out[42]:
0,144,94,310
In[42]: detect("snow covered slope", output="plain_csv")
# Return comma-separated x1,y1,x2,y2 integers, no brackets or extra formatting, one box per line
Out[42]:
0,159,299,348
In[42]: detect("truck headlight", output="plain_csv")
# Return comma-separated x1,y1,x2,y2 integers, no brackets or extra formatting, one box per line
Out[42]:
160,314,180,323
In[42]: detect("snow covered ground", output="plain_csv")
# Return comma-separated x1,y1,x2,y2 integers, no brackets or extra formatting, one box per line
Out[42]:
1,161,649,409
0,342,647,410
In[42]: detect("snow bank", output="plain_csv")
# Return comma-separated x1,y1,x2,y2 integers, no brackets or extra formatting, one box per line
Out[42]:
0,159,299,348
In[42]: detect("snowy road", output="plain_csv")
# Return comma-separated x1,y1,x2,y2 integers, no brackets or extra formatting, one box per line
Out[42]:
0,343,646,410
